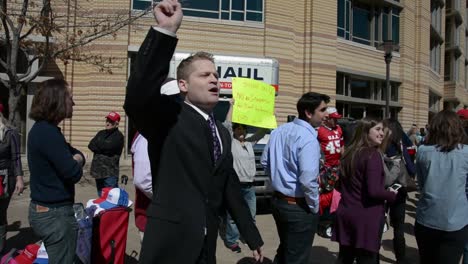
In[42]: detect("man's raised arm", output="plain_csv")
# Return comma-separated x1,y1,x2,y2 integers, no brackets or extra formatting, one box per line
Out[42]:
124,0,183,138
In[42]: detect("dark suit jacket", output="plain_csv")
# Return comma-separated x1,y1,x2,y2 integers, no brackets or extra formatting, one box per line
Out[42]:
124,28,263,264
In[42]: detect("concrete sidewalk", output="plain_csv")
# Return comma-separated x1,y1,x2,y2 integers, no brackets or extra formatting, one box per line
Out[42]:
5,164,421,263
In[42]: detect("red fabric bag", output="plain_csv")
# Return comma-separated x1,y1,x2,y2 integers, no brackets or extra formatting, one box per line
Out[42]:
91,207,130,264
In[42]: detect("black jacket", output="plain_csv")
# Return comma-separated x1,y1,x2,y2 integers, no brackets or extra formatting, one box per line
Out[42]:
0,128,23,195
88,127,124,179
124,28,263,264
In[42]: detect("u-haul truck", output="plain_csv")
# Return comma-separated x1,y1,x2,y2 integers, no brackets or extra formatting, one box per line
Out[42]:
168,52,279,95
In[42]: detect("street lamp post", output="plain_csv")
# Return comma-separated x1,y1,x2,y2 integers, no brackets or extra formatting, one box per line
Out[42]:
378,40,399,118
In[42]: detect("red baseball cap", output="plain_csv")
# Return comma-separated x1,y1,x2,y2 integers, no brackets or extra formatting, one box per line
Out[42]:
93,187,113,204
327,107,342,119
14,244,40,264
105,111,121,122
456,109,468,120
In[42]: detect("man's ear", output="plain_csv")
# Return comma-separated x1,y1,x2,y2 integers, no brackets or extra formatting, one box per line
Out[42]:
305,109,313,120
178,79,188,93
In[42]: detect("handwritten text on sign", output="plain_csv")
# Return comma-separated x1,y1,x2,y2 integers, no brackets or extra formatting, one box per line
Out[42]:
232,78,277,129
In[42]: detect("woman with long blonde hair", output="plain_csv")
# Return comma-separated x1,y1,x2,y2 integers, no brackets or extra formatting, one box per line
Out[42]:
0,110,24,254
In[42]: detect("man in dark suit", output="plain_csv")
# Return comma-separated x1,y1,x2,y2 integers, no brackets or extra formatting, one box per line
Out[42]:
123,1,264,263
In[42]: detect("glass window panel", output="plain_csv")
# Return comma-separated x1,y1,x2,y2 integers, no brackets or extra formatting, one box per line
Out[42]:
353,5,371,44
133,0,151,10
444,54,451,81
374,11,380,43
351,79,372,99
231,11,244,21
183,9,219,19
232,0,244,10
338,0,345,29
247,0,263,11
183,0,219,11
383,13,389,40
345,0,350,32
344,75,350,96
391,83,398,101
336,73,344,95
338,28,345,37
222,0,230,10
381,82,387,101
392,14,400,44
221,12,230,20
392,17,400,44
246,12,263,22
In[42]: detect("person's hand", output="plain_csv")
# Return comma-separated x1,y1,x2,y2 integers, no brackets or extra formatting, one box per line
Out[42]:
230,98,235,106
387,187,398,194
252,246,264,262
15,176,24,195
73,154,84,166
153,0,183,33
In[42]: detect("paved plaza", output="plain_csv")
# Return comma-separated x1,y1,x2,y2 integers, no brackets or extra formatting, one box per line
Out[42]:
5,163,421,263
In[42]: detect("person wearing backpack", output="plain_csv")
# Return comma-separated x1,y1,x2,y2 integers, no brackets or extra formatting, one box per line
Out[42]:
381,119,416,264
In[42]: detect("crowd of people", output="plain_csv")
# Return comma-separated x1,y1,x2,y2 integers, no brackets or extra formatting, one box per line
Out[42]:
0,1,467,264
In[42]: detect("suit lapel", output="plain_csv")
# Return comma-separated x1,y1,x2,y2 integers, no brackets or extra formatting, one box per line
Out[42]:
182,104,215,165
214,120,229,169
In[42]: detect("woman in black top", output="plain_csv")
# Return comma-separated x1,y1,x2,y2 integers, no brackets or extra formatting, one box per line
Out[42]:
0,112,23,254
381,119,416,264
27,79,85,264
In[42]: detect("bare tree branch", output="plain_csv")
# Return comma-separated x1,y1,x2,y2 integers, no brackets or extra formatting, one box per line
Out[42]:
0,77,8,88
0,56,7,70
19,25,37,40
0,0,12,43
53,10,149,58
0,1,15,32
16,0,30,34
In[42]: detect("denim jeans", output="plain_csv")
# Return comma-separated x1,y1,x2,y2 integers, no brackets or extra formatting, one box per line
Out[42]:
29,202,78,264
95,175,118,196
224,185,256,247
271,196,319,264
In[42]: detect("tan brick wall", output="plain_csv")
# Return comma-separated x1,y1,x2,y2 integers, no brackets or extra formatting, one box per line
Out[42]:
32,0,468,155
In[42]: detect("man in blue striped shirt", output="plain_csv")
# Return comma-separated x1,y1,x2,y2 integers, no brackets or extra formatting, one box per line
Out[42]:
261,92,330,264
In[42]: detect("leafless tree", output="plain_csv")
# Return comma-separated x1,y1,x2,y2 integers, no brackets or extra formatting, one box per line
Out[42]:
0,0,151,127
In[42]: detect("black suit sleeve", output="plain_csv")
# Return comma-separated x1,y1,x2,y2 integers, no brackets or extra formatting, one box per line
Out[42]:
124,28,179,140
223,151,264,250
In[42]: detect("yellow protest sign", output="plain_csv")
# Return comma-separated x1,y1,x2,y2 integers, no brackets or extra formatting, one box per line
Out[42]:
232,77,277,129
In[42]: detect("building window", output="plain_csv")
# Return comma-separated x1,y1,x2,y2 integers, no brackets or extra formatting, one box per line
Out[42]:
429,92,441,112
132,0,264,22
445,52,461,81
336,72,400,119
337,0,401,47
430,40,441,73
431,3,442,34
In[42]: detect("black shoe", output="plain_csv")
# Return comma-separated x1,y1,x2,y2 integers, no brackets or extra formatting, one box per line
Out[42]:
228,244,241,253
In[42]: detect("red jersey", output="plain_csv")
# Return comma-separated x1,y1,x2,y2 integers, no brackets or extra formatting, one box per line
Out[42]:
317,125,344,167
